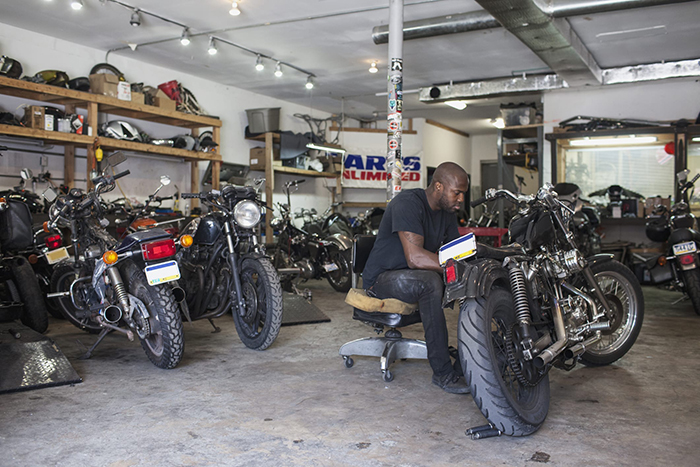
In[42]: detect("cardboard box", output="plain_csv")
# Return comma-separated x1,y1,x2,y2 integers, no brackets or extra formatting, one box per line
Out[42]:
249,146,280,171
154,89,177,112
89,73,120,98
117,81,131,101
131,91,145,105
23,106,44,129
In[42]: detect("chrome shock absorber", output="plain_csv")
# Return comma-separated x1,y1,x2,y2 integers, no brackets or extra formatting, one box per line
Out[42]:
506,260,535,359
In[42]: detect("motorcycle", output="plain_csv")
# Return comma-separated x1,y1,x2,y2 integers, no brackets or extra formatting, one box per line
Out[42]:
177,185,283,350
298,203,354,239
446,183,644,436
554,182,602,257
350,207,385,236
270,179,353,293
644,170,700,314
46,152,184,369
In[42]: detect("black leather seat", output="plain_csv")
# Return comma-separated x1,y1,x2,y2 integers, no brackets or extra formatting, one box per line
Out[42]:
476,243,523,261
339,235,427,382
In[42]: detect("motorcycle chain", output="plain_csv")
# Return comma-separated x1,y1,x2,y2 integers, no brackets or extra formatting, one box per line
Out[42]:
505,325,548,387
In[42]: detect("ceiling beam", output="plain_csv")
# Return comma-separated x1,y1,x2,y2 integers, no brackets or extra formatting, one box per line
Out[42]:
474,0,602,86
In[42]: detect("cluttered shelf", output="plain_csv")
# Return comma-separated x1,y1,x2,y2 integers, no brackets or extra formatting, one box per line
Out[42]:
273,166,338,178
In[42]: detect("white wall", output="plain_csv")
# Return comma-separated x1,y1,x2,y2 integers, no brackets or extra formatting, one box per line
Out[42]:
422,120,471,171
0,23,334,215
469,133,498,197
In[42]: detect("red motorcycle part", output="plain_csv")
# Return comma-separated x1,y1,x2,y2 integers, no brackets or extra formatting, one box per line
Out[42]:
141,239,176,261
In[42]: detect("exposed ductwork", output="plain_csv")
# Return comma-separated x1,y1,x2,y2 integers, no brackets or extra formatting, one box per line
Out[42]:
372,0,695,44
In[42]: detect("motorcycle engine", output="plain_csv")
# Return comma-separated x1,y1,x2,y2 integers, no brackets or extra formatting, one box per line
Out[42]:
294,259,316,280
560,295,589,337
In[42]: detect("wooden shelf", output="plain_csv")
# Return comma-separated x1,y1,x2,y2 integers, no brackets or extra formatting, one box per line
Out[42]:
246,133,280,143
0,75,221,129
0,124,93,146
273,166,338,178
342,202,387,208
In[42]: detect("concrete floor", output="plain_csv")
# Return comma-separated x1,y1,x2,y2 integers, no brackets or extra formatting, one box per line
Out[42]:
1,281,699,467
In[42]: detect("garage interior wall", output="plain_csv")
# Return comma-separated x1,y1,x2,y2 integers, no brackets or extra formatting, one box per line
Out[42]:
0,22,337,216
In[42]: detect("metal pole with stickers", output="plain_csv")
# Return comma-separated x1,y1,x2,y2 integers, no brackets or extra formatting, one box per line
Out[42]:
386,0,404,201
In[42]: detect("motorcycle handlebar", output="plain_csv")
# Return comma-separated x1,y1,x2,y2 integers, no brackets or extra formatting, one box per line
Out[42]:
78,195,94,210
470,196,488,208
113,170,130,180
181,193,201,199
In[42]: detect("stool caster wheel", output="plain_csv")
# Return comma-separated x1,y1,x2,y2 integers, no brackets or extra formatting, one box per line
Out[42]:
382,369,394,382
343,356,354,368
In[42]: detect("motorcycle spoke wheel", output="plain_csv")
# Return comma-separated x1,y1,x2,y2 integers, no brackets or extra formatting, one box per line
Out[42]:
325,247,351,293
233,258,283,350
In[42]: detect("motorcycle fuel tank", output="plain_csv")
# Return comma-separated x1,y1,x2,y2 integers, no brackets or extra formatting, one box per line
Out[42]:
190,214,223,246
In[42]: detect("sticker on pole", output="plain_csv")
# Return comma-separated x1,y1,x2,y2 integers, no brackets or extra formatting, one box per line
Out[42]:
388,139,399,150
388,121,399,131
391,58,403,71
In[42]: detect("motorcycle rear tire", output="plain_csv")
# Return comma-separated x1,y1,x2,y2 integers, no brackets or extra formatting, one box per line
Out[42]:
234,257,283,350
579,260,644,366
682,268,700,316
458,288,550,436
50,265,102,334
13,257,49,333
326,247,351,293
121,260,184,369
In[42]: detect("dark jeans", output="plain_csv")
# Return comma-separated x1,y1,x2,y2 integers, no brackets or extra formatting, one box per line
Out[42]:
370,269,452,377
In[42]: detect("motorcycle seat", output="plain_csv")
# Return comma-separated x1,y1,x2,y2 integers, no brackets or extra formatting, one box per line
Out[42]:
476,243,523,261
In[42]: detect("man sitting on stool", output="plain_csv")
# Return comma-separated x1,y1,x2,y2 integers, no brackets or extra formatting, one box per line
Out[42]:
361,162,470,394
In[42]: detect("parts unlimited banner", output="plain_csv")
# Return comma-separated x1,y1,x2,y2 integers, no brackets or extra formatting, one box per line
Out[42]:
342,150,424,189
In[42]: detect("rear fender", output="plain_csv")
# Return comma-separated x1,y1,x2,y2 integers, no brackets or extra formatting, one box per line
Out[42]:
321,233,352,251
442,258,509,307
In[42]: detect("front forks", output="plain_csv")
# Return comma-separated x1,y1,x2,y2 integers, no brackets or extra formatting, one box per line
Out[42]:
581,266,613,317
224,222,246,317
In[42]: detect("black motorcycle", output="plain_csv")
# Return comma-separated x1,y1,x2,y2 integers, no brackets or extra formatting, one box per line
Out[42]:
644,170,700,314
554,182,602,257
449,183,643,436
270,179,352,293
46,153,184,369
177,185,283,350
0,195,49,333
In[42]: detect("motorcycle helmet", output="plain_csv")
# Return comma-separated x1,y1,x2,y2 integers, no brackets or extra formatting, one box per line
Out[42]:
99,120,145,142
553,182,582,211
26,70,70,87
197,130,218,152
68,77,91,92
645,216,671,243
0,55,22,79
172,134,196,151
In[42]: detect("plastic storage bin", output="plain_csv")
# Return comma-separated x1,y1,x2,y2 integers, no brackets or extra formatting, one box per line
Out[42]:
245,107,280,134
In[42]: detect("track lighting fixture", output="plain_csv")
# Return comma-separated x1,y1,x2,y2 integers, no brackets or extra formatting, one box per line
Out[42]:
207,37,218,55
70,0,84,10
180,28,191,46
274,62,283,78
229,2,241,16
369,61,378,73
305,76,314,90
255,55,264,71
130,9,142,27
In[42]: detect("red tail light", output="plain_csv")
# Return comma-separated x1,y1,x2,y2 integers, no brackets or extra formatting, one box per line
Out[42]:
445,259,457,284
680,254,695,266
45,234,62,250
141,239,176,261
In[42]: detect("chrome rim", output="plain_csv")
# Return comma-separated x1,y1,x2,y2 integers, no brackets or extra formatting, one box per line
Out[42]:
588,270,638,355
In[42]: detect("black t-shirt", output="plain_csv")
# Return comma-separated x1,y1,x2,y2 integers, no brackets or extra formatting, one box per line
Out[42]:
362,188,460,289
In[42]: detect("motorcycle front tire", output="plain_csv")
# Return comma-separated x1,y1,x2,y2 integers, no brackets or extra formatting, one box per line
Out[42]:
121,260,184,369
459,288,550,436
234,257,283,350
682,267,700,316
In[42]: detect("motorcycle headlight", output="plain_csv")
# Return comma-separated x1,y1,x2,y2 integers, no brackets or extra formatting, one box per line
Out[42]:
233,200,262,229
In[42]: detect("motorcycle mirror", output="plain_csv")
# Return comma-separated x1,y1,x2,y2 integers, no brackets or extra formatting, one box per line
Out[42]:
42,186,58,203
160,175,171,186
677,169,690,183
20,168,33,180
107,151,127,168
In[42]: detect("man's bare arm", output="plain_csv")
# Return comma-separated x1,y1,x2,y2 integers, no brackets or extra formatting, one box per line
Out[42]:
398,231,442,272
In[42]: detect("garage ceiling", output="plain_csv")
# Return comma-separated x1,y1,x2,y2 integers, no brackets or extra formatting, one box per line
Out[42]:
0,0,698,134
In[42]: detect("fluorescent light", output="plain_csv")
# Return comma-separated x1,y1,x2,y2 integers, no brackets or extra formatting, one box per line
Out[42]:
445,100,467,110
692,137,700,143
306,143,346,154
207,37,217,55
274,62,283,77
180,28,191,46
255,55,264,71
70,0,83,10
369,61,378,73
305,76,314,90
490,117,505,129
569,136,658,147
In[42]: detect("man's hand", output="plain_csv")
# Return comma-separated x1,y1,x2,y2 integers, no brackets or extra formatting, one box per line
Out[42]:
398,231,442,272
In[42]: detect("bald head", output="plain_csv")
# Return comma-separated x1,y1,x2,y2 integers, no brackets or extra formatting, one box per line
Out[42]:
427,162,469,212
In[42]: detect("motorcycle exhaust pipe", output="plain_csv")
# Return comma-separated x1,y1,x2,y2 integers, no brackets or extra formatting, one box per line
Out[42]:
102,305,123,324
563,332,602,360
277,267,302,275
171,286,186,303
534,299,568,369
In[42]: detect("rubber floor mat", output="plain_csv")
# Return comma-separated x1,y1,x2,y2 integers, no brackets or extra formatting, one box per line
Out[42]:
282,292,330,326
0,324,81,394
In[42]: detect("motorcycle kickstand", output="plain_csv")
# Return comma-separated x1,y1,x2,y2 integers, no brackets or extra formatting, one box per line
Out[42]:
672,294,690,305
208,319,221,333
77,328,112,360
465,423,502,440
